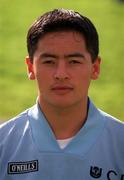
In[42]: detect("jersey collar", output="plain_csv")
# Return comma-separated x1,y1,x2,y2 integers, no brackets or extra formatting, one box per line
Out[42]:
28,99,106,157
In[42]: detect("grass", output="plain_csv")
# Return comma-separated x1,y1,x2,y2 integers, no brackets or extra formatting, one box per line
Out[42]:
0,0,124,121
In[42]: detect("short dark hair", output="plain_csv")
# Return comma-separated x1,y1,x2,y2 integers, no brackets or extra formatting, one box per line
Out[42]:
27,8,99,63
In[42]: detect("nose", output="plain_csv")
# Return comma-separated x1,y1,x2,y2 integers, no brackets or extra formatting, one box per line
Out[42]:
54,60,70,81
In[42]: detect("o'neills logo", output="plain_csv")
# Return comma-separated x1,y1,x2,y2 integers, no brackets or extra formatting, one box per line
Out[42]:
8,160,38,174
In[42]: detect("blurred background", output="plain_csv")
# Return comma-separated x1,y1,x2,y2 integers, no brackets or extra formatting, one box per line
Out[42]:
0,0,124,122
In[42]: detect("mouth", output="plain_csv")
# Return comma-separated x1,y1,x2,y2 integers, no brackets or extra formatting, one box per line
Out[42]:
51,85,73,95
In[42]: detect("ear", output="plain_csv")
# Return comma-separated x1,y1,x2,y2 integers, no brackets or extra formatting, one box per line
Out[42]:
25,56,35,80
91,56,101,80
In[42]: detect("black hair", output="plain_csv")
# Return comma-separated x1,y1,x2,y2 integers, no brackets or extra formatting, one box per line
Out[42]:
27,8,99,63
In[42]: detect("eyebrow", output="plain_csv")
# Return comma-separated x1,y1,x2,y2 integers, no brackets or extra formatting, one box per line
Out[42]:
39,53,57,59
65,52,85,58
39,52,85,59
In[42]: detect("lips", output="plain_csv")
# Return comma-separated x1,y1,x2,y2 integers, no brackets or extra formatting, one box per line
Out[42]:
52,86,73,90
51,85,73,94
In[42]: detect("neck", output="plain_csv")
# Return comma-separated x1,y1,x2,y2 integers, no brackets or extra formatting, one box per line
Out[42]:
38,97,89,139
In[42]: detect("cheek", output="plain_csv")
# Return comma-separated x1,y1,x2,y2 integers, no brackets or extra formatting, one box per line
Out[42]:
36,70,53,87
73,70,92,89
75,68,92,81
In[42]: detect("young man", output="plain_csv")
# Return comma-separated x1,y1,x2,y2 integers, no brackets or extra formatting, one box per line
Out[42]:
0,9,124,180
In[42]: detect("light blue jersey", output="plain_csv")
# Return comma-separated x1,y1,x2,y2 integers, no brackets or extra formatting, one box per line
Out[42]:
0,100,124,180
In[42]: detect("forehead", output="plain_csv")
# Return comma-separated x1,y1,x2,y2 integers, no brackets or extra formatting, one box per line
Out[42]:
37,31,87,50
41,31,84,39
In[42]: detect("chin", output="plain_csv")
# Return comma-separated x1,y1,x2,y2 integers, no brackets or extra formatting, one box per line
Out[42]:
49,99,80,109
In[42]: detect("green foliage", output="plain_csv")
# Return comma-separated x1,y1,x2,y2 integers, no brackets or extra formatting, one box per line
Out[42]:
0,0,124,121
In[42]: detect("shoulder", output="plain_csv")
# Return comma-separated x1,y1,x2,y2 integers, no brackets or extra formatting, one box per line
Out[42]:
89,100,124,131
98,108,124,129
98,109,124,145
0,108,31,146
89,99,124,145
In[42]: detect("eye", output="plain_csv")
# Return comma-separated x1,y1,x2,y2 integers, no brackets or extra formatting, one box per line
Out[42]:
69,60,81,64
42,60,55,64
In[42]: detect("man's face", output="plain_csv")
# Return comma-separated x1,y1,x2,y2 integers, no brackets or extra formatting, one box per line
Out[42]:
26,31,100,108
